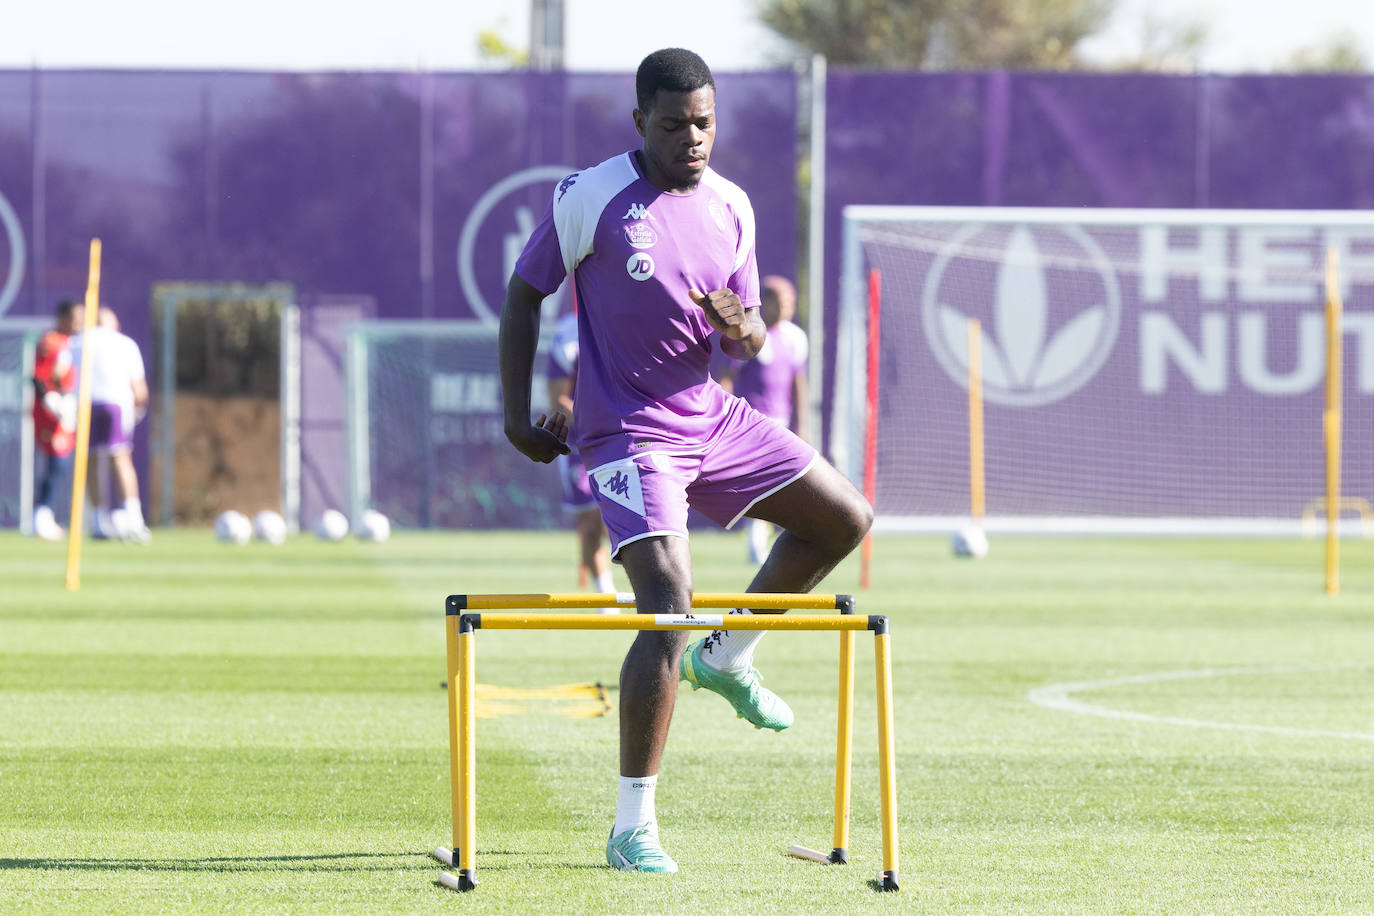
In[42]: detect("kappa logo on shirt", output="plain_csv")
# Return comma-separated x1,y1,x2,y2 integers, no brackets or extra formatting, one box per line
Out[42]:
557,173,579,201
623,203,655,221
591,459,646,516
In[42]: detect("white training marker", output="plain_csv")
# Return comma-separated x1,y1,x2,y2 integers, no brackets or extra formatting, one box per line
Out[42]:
787,844,832,864
431,846,454,866
438,872,463,891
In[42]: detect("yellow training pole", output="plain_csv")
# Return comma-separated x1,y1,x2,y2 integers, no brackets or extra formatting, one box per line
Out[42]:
65,239,102,591
456,619,477,890
831,628,855,861
1324,247,1342,595
967,318,985,524
874,622,900,892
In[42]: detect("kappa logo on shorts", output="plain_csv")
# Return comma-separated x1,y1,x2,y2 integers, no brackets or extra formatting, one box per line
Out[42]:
591,459,646,516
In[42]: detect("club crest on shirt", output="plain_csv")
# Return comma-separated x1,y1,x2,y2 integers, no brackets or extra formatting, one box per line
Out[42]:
623,221,658,250
708,199,730,233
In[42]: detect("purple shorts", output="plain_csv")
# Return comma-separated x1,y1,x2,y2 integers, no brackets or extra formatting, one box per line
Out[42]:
556,452,598,513
583,397,817,559
88,402,133,454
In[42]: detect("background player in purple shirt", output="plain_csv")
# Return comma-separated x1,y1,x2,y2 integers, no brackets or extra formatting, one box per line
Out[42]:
546,309,619,610
719,275,809,563
500,48,871,875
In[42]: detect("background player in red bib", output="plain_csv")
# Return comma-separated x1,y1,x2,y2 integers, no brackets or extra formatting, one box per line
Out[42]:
30,299,79,541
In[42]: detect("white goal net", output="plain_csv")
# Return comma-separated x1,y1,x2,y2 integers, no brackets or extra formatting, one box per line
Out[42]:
345,320,562,529
835,206,1374,535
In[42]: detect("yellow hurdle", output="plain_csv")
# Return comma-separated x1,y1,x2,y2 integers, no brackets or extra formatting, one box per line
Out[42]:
434,592,899,893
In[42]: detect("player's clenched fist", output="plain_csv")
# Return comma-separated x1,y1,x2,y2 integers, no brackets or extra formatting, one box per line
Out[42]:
690,288,752,339
506,411,571,464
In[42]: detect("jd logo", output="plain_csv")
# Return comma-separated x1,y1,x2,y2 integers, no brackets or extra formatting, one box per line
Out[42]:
0,188,26,318
626,252,655,281
458,165,575,325
921,224,1121,407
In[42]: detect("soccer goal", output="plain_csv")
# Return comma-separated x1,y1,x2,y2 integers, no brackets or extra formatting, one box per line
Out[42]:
345,320,563,530
835,206,1374,536
0,319,43,531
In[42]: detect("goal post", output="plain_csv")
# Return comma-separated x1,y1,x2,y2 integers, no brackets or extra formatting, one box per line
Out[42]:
345,320,563,530
835,206,1374,536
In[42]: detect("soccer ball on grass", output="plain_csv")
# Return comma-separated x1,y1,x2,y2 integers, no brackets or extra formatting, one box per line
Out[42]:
355,509,391,543
214,510,252,546
951,524,989,559
314,509,349,542
252,510,288,546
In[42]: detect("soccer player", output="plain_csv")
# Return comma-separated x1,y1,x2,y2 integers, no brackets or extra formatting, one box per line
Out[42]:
30,300,79,541
500,48,871,874
546,307,618,610
68,306,150,542
718,275,809,563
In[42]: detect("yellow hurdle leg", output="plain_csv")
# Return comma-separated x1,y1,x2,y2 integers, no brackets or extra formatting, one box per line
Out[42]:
874,625,899,891
456,619,478,890
445,613,462,864
831,628,855,863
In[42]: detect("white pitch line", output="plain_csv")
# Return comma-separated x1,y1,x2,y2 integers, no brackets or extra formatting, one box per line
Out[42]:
1027,664,1374,742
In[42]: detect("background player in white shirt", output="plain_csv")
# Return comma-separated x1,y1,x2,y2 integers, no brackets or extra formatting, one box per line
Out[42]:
69,307,150,542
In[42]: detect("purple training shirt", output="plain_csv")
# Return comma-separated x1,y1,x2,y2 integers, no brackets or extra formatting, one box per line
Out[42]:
515,150,760,463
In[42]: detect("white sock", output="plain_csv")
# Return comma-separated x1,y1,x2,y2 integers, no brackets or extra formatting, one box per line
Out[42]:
594,569,615,593
749,519,770,560
123,498,145,527
613,774,657,835
697,609,765,674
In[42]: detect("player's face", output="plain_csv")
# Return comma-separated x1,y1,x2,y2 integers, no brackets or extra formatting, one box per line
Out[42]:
633,86,716,193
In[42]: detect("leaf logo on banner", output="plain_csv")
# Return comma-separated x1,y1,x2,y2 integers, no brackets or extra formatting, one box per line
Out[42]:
0,188,26,318
926,223,1121,408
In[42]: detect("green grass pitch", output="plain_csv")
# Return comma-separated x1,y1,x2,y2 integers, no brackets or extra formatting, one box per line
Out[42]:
1,528,1371,914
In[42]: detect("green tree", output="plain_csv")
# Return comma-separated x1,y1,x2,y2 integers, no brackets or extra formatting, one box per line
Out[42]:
757,0,1114,69
1280,34,1369,73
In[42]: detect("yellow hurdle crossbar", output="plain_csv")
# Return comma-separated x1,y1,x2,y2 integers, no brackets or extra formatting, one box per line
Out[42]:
435,592,899,894
449,592,853,611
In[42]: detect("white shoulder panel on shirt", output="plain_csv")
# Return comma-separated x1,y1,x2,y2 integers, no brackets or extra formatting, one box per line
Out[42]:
552,153,639,276
700,168,756,273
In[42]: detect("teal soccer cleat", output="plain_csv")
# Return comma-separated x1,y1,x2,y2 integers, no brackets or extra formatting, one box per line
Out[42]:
606,824,678,874
680,637,794,731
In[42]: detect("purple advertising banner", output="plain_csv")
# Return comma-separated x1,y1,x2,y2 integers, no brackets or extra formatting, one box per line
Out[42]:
0,69,797,527
822,72,1374,474
838,208,1374,528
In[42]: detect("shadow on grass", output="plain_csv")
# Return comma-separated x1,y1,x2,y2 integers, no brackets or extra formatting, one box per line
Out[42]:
0,852,421,874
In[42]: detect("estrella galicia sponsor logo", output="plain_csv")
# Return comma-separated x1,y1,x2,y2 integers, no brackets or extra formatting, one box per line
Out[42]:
624,221,657,249
591,457,646,515
0,187,26,318
623,202,655,221
557,172,578,201
627,252,655,281
920,224,1121,407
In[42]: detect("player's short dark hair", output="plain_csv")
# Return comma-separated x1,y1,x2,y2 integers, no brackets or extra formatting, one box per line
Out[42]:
635,48,715,112
55,299,77,321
